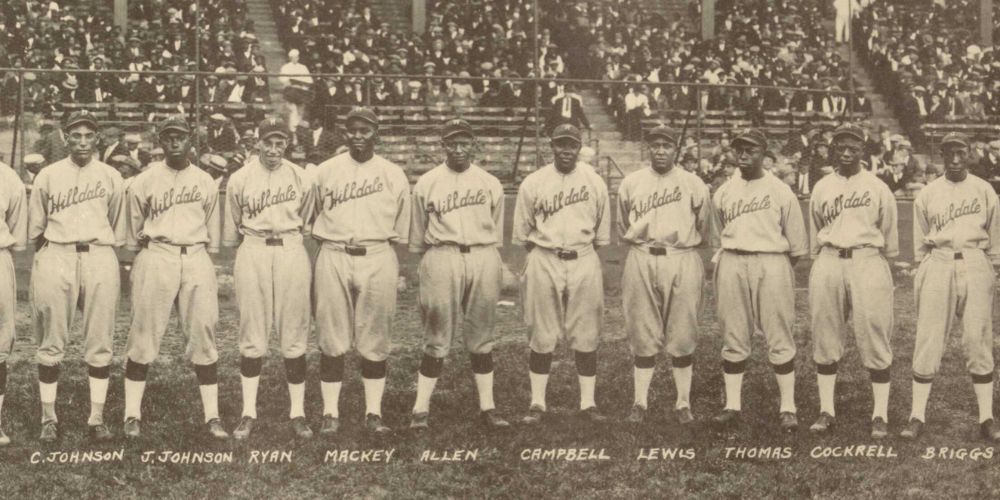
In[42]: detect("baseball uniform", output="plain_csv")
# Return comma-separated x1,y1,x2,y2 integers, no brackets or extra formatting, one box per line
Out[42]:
619,164,711,415
808,166,898,423
0,162,27,442
28,153,125,431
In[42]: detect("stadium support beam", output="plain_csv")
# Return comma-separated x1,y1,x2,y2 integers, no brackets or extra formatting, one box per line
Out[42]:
413,0,426,35
983,0,994,47
114,0,127,34
702,0,715,40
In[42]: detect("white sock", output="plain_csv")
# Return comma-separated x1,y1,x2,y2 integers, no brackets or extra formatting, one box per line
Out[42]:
974,382,994,423
673,365,692,410
818,373,837,416
362,377,385,416
124,379,146,420
412,373,438,414
776,371,796,413
723,372,743,411
199,384,220,422
579,375,596,410
633,367,654,408
288,383,305,419
529,372,549,410
911,380,931,422
40,382,57,422
241,375,259,418
321,381,341,417
89,377,109,425
474,371,495,411
871,382,890,421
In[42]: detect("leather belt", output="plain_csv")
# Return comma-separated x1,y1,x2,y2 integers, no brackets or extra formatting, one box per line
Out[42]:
141,240,189,254
648,247,666,256
266,237,283,246
345,245,367,256
726,249,759,255
75,243,90,253
556,249,578,260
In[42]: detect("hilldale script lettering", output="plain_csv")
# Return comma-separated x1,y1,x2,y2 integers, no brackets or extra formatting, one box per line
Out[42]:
720,195,771,226
537,186,590,221
817,190,872,227
243,185,298,220
322,177,384,210
631,186,683,221
428,189,488,217
928,198,982,232
148,185,203,220
47,182,107,215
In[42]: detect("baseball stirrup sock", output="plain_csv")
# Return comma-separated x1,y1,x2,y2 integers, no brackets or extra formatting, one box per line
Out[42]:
633,355,655,408
196,363,220,422
910,376,932,423
413,356,443,414
320,354,345,416
285,357,307,419
673,355,693,409
575,351,598,410
470,353,495,410
722,360,746,411
124,360,149,421
38,364,59,423
816,362,838,416
88,365,110,426
361,359,387,415
321,381,342,417
528,350,552,409
870,368,891,420
973,373,994,423
773,361,796,413
240,357,263,419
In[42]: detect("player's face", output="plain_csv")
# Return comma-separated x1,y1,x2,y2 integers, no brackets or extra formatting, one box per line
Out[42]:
160,130,192,164
942,144,969,176
647,137,675,172
345,119,377,159
259,135,288,168
442,134,474,171
66,124,97,164
732,141,764,171
832,137,863,170
552,138,581,172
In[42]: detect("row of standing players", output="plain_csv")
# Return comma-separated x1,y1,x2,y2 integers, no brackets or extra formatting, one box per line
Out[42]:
0,107,992,446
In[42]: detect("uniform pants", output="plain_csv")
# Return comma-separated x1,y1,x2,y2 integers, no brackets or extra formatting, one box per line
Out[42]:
521,246,603,354
32,243,119,367
623,247,703,358
0,250,13,363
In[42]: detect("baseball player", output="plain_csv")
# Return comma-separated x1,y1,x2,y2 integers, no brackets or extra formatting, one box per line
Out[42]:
311,107,411,435
618,126,712,427
0,160,27,446
902,132,1000,441
513,123,611,425
223,117,315,440
28,110,125,443
709,129,807,432
122,117,227,440
407,119,509,430
808,123,898,439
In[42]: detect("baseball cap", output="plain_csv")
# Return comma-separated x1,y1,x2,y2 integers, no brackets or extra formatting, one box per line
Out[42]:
258,116,289,140
23,153,45,165
63,110,98,131
940,132,970,148
441,118,474,140
831,124,865,142
157,117,190,136
345,107,378,126
551,124,581,143
732,129,768,148
645,125,677,143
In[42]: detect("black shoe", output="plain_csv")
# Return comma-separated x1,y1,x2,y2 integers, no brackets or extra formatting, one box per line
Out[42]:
712,409,740,427
980,419,1000,442
480,409,510,429
579,407,608,423
233,416,256,440
320,414,340,435
365,413,391,434
409,412,429,431
871,417,888,440
123,417,141,439
900,418,923,440
207,418,229,440
89,423,113,442
810,412,835,434
626,404,646,424
675,407,695,426
291,417,313,439
779,412,798,433
0,427,9,447
39,419,58,443
521,405,545,425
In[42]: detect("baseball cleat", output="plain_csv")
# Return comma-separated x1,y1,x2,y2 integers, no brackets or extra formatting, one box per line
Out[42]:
319,414,340,435
0,428,10,446
809,412,835,433
123,417,141,439
521,405,545,425
900,418,923,440
89,423,113,442
365,413,391,434
626,404,647,424
579,407,609,423
409,412,429,431
233,416,256,440
980,419,1000,441
779,412,798,432
711,409,740,427
206,418,230,440
675,407,695,426
480,409,510,429
871,417,888,440
39,420,58,443
290,417,313,439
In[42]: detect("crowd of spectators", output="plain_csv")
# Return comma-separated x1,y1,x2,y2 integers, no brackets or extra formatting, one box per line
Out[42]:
856,0,1000,149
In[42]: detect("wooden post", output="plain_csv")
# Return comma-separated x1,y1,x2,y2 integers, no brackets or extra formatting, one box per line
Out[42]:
702,0,715,40
983,0,994,47
413,0,426,35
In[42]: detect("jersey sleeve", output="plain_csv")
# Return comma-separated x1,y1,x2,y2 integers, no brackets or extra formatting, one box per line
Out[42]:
222,172,242,247
707,186,724,249
8,175,27,251
693,180,713,248
392,167,411,245
593,176,611,248
491,178,505,247
27,170,48,242
125,176,146,251
879,182,899,258
616,177,631,240
297,167,316,236
808,187,822,256
511,176,534,247
204,178,221,253
107,171,127,247
912,192,931,262
983,185,1000,262
782,187,809,257
407,181,428,253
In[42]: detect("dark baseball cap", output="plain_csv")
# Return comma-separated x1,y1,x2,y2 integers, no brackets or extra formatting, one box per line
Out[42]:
64,110,98,131
831,124,865,142
441,118,474,139
551,124,581,143
732,129,768,148
645,125,677,143
940,132,969,148
258,116,289,140
345,107,378,126
157,116,190,136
